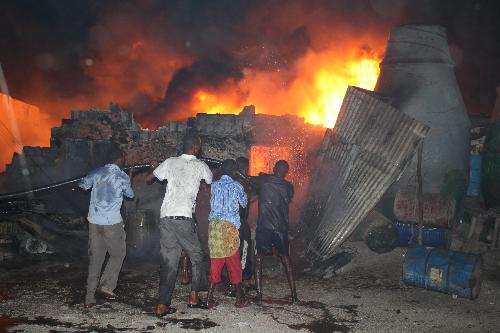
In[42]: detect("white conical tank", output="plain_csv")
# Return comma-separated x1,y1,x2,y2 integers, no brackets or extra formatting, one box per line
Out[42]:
375,25,470,194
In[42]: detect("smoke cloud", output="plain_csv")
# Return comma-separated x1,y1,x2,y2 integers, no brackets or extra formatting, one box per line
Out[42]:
0,0,499,130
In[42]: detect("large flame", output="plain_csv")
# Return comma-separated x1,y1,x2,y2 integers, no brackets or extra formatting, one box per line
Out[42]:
1,30,383,171
189,46,381,128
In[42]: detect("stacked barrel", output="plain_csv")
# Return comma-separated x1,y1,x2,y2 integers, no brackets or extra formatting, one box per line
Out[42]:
393,191,453,249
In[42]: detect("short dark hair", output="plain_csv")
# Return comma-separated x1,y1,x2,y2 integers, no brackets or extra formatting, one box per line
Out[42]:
236,156,249,171
273,160,289,176
183,132,201,153
107,145,124,164
222,159,237,177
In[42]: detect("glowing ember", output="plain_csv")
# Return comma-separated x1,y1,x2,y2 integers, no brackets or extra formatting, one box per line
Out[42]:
250,146,292,176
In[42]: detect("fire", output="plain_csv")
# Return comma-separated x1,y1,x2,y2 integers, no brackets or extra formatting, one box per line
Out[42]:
0,19,384,172
0,93,51,171
191,88,243,115
250,146,292,176
190,46,381,129
299,57,380,128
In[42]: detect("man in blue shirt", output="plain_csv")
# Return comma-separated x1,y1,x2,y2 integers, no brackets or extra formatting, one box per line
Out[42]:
79,147,134,308
204,159,249,308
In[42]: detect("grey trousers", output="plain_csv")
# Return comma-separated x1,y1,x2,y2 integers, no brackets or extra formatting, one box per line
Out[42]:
86,222,126,303
158,217,205,306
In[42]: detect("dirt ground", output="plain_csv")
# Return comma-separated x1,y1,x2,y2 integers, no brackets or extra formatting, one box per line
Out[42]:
1,241,500,333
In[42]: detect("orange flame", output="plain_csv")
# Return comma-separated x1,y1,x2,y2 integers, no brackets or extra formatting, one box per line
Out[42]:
191,88,243,115
250,146,292,176
0,93,51,171
190,46,381,128
298,56,380,128
1,30,384,172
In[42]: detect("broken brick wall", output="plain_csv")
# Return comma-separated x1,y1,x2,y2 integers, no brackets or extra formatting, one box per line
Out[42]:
0,106,324,231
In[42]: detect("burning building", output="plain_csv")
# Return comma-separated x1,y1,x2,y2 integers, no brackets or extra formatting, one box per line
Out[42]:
0,104,323,226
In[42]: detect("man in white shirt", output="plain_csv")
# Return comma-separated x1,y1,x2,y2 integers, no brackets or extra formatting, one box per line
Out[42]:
147,133,213,316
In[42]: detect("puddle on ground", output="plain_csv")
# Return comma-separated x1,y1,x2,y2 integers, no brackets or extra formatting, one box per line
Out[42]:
289,319,352,333
1,313,220,332
157,318,219,330
268,300,359,333
0,316,155,333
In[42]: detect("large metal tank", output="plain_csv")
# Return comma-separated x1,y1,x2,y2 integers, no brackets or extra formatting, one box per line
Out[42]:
375,25,470,195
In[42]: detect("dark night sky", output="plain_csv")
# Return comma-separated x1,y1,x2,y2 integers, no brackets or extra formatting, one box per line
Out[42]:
0,0,499,121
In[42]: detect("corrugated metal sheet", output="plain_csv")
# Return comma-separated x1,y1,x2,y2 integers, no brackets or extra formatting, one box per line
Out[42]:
305,86,429,263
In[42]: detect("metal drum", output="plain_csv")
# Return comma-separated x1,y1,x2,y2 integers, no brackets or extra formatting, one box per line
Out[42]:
126,210,155,257
466,154,482,197
403,246,482,299
395,222,450,248
393,191,455,228
356,211,399,254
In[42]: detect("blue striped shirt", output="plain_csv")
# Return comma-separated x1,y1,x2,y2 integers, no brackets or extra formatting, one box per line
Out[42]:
208,175,247,229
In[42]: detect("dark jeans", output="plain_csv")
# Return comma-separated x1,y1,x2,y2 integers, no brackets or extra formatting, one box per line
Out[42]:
86,222,126,304
158,217,206,306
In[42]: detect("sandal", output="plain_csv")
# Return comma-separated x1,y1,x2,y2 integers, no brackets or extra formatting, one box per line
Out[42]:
187,299,208,309
155,304,177,317
201,299,219,309
235,297,251,308
96,288,117,300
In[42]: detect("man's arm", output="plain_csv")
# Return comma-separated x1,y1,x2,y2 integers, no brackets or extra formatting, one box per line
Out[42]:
78,172,95,191
247,175,262,191
237,184,248,208
201,162,213,185
122,174,135,199
145,160,162,183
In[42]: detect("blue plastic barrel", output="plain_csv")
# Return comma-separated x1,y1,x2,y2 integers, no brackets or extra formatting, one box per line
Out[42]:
395,222,450,248
467,154,482,196
403,246,482,299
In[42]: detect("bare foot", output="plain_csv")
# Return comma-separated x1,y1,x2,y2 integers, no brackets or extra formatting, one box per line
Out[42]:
235,297,251,308
154,304,177,317
201,299,218,309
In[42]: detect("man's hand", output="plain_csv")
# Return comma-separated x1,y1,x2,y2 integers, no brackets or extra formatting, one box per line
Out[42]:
146,161,159,184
